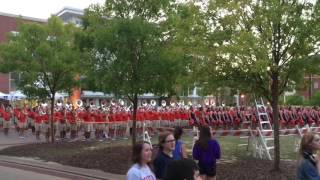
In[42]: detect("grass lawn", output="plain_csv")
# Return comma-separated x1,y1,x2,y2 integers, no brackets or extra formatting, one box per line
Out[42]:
180,133,300,160
0,134,299,179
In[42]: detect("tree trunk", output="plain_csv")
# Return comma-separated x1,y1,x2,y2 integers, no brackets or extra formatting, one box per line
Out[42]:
50,95,55,143
131,94,138,146
271,72,280,171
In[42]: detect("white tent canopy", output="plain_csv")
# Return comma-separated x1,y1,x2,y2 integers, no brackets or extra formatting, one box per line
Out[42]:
8,91,26,100
0,91,9,99
82,91,113,98
53,92,68,99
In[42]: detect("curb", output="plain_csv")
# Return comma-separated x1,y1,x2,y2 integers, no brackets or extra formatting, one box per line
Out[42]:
0,155,125,180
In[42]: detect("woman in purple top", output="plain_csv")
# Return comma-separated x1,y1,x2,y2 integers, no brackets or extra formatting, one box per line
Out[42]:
192,126,221,180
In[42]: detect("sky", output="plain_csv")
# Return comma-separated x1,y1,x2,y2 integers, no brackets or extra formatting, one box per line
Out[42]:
0,0,105,19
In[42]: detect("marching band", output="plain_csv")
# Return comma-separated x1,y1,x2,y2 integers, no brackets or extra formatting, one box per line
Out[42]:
0,99,320,142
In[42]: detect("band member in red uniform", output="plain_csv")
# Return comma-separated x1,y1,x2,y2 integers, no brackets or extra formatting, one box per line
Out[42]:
189,107,197,126
33,110,42,140
2,107,12,135
68,110,77,139
17,108,28,137
94,110,105,140
59,109,67,139
83,107,93,140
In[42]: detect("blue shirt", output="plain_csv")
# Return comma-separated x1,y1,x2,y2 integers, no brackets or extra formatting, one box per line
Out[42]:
192,139,221,167
153,151,173,179
297,157,320,180
173,140,183,160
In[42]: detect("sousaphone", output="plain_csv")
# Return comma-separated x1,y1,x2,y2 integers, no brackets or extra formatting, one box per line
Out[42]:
76,99,83,107
151,100,157,107
170,101,175,107
119,99,125,106
142,100,148,107
161,100,167,107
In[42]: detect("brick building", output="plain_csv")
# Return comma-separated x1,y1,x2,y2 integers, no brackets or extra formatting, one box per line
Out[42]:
300,75,320,100
0,12,46,93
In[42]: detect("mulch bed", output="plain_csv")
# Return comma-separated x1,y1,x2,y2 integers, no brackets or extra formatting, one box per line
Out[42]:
0,142,297,179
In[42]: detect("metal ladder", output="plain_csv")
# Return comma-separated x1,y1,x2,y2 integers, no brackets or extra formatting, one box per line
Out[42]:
255,98,272,130
254,98,274,160
143,123,153,149
257,128,274,160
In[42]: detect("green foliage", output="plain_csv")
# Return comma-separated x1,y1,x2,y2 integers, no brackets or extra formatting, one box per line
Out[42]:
80,1,186,100
285,95,303,105
0,16,82,99
186,0,320,170
199,0,320,101
307,91,320,106
79,0,188,145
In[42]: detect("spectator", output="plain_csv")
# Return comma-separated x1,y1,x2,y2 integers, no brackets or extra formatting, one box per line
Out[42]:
193,126,220,180
173,126,188,160
153,132,175,179
127,141,156,180
164,159,202,180
297,132,320,180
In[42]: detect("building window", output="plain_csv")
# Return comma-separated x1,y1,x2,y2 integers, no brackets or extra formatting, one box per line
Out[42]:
314,82,319,89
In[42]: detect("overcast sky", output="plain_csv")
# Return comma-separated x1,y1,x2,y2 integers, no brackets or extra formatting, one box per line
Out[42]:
0,0,317,20
0,0,105,19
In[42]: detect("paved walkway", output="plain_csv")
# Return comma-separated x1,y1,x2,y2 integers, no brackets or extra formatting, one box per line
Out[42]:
0,129,126,180
0,165,68,180
0,155,125,180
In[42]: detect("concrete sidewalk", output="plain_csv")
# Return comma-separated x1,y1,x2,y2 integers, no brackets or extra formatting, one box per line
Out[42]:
0,130,45,148
0,155,126,180
0,130,126,179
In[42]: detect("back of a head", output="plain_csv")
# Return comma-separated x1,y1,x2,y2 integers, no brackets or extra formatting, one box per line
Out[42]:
164,159,199,180
174,126,183,141
197,126,211,149
158,132,171,151
299,132,316,156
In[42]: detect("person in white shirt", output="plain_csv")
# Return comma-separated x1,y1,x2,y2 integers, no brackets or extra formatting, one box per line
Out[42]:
127,141,156,180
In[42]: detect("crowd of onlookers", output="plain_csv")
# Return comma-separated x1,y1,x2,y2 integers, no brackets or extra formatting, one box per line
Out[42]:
127,126,220,180
127,126,320,180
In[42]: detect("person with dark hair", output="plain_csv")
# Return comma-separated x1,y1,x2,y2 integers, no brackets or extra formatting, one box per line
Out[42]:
297,132,320,180
153,132,175,179
164,159,202,180
127,141,156,180
173,126,187,160
193,126,220,180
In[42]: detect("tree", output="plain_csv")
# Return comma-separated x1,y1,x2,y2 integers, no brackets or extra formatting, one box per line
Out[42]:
308,91,320,106
286,95,303,105
79,0,185,145
200,0,320,170
0,16,82,143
